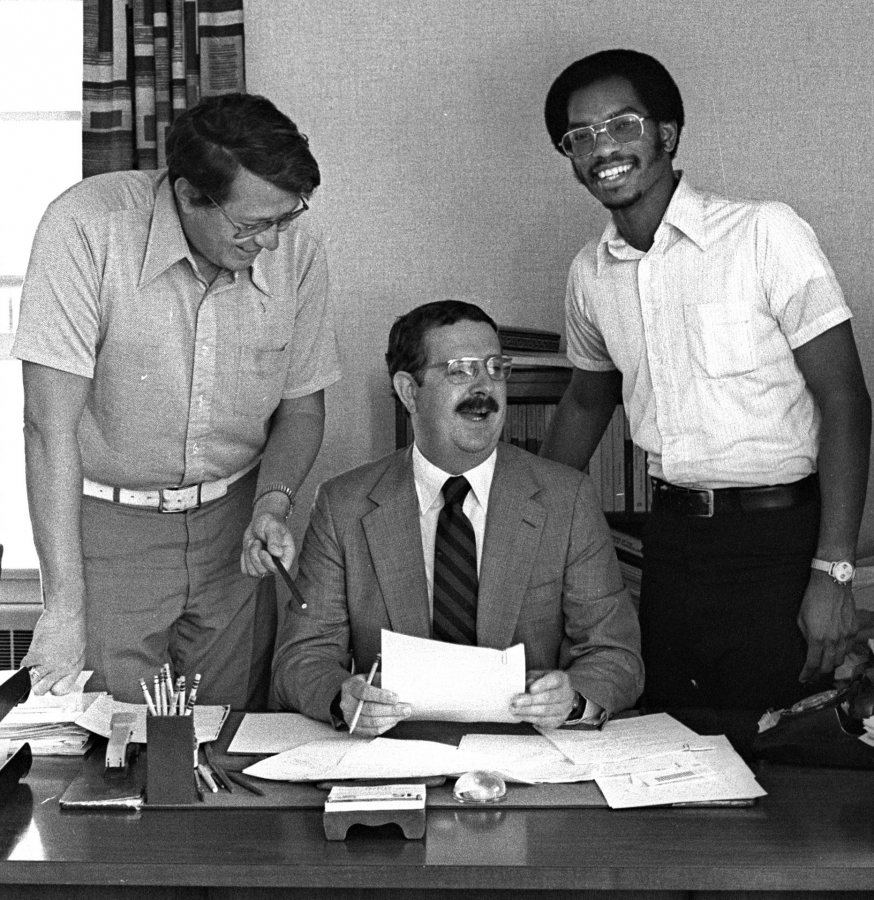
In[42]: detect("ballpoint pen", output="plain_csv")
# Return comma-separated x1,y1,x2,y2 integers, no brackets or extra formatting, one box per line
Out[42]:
269,553,308,610
348,653,380,735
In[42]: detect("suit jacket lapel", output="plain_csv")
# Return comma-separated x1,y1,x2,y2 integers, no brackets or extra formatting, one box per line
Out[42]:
477,445,546,649
362,450,432,638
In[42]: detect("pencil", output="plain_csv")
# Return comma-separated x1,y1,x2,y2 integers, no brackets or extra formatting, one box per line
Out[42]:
348,653,380,735
269,553,308,610
197,763,219,793
185,673,201,715
139,678,157,716
224,769,265,796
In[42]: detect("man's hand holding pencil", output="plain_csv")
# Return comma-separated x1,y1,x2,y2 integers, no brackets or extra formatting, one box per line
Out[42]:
340,655,411,737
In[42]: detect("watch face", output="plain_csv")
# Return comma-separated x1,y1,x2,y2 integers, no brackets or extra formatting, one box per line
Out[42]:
832,561,855,583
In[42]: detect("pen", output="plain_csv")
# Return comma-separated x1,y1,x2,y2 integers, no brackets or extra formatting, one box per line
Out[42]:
223,769,265,796
193,770,205,802
269,553,308,610
348,653,380,735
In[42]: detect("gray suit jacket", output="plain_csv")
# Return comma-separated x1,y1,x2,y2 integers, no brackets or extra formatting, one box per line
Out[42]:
272,442,643,720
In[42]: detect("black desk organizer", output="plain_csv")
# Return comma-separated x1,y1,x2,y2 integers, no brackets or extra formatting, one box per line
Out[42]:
0,668,34,804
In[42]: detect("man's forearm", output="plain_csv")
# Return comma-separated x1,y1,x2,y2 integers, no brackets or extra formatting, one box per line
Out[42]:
255,391,326,510
23,425,86,618
814,394,871,559
540,391,616,470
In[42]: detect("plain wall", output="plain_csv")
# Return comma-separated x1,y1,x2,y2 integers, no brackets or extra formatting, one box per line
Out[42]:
244,0,874,553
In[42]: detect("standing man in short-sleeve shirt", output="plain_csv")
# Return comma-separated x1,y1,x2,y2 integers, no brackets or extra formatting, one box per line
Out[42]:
540,50,870,711
13,93,341,707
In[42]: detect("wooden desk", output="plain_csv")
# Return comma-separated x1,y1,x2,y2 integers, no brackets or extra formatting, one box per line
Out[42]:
0,753,873,899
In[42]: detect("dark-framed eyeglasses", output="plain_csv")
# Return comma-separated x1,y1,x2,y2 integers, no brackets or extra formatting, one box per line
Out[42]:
560,113,649,159
422,355,513,384
207,194,309,240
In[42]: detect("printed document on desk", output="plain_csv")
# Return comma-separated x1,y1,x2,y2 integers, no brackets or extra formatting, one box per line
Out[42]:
380,630,525,722
75,694,229,744
594,734,766,808
228,712,356,754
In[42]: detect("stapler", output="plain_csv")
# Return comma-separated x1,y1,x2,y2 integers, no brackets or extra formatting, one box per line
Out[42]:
105,712,137,775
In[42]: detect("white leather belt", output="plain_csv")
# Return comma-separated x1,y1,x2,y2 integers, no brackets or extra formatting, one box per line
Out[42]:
82,459,259,513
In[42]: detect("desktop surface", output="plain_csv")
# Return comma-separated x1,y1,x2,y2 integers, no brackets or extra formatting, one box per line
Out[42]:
0,728,873,898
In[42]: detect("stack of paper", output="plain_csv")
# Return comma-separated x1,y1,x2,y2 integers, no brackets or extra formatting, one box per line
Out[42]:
74,694,230,744
237,711,766,808
0,670,96,755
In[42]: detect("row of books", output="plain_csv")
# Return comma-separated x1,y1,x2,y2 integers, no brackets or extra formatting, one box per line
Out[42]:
611,528,643,610
501,403,652,515
501,403,557,454
589,405,652,514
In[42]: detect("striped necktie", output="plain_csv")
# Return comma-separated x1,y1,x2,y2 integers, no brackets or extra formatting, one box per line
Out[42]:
432,475,478,645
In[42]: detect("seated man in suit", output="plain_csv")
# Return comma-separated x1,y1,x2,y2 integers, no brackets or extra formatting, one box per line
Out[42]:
272,300,643,735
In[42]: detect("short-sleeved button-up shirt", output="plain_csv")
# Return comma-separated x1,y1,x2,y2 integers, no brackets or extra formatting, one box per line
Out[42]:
565,175,852,489
13,170,341,489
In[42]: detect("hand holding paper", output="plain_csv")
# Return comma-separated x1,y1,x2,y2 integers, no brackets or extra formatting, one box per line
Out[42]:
511,669,576,729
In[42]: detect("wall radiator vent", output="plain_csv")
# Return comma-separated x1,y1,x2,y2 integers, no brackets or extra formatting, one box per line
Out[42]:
0,630,33,670
0,604,40,669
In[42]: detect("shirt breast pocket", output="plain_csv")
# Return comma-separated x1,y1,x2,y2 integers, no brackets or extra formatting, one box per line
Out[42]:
685,302,755,378
234,341,290,419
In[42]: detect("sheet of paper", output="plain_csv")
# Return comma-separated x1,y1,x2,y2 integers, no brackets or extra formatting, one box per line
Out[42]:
244,736,481,782
594,735,766,808
540,712,709,768
0,670,93,722
458,733,596,783
75,694,229,744
380,630,525,722
227,712,356,754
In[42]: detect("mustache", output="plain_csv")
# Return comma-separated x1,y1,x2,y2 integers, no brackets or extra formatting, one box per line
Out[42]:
456,396,500,415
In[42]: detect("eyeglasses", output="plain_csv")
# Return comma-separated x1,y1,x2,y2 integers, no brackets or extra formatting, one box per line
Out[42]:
207,194,309,240
560,113,649,159
422,355,513,384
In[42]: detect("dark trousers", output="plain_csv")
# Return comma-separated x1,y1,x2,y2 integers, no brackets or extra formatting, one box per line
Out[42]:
639,488,820,711
81,468,277,710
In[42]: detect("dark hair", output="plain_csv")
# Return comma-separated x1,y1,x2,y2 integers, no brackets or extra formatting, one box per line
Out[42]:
386,300,498,385
544,49,684,158
165,93,320,204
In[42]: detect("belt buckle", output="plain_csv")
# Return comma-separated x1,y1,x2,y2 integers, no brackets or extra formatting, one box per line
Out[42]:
696,488,715,518
159,484,201,513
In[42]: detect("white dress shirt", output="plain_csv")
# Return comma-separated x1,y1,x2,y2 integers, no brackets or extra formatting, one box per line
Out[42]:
411,443,496,610
565,174,852,489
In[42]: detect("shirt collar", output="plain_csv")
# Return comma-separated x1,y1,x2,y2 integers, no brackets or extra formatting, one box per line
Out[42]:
139,172,273,296
595,171,709,272
139,173,192,286
412,443,497,516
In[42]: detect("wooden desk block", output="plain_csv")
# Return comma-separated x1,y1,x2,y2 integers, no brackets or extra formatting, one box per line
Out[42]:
323,784,427,840
323,805,426,840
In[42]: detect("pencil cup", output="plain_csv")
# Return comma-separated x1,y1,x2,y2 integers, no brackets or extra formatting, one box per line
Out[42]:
145,715,197,806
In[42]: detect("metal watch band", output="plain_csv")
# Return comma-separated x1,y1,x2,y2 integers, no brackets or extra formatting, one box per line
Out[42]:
255,483,296,517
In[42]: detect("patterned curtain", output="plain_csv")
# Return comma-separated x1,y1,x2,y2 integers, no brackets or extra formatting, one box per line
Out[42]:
82,0,246,177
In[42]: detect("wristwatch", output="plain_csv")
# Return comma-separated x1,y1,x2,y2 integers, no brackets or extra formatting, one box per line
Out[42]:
810,558,855,585
567,692,585,722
